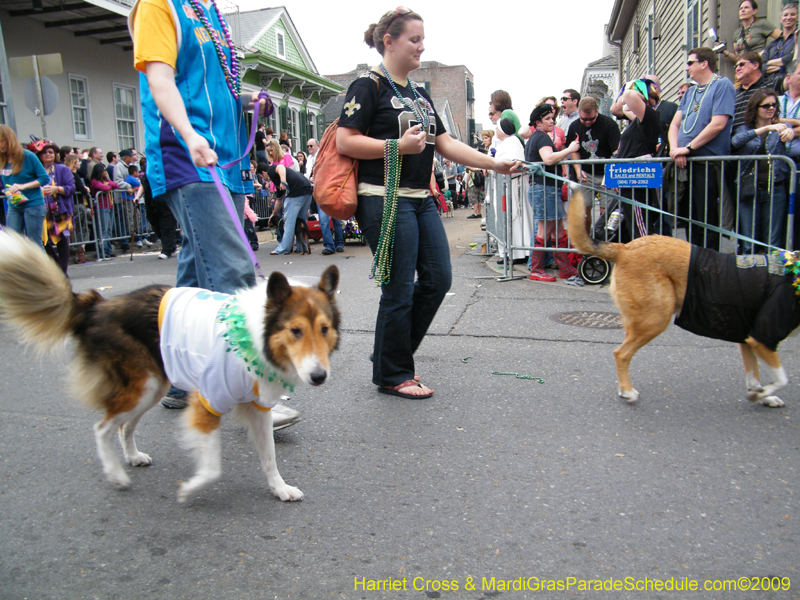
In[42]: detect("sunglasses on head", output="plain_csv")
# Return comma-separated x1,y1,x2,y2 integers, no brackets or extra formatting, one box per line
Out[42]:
759,102,778,109
561,96,573,102
385,6,412,29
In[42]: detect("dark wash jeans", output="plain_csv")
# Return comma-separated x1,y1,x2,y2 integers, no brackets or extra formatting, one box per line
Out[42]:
356,194,452,388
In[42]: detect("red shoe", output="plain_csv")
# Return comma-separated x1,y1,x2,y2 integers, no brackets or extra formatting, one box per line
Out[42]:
529,268,556,282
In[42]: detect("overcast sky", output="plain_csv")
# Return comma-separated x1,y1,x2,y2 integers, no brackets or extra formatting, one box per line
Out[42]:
235,0,616,132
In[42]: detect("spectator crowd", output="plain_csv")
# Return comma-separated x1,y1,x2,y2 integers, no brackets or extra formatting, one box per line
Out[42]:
443,1,800,286
0,131,178,273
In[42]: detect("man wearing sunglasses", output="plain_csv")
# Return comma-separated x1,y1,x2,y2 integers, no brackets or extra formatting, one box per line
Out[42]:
733,51,771,131
567,97,620,222
668,47,735,250
557,89,581,133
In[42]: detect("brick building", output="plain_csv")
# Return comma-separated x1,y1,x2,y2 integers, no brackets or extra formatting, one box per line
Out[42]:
322,61,476,145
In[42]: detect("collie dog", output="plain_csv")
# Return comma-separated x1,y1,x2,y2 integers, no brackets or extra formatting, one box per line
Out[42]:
0,230,340,503
568,192,800,407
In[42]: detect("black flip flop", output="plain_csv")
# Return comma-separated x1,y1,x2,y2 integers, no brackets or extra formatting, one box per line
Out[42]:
378,380,433,399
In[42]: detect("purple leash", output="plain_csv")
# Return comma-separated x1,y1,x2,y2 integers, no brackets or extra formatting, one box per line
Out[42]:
208,90,274,280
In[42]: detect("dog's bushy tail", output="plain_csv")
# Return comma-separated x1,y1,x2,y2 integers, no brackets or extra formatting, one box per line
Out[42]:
0,230,102,355
568,190,624,263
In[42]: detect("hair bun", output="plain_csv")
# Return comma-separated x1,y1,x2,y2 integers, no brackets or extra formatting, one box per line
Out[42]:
363,24,378,49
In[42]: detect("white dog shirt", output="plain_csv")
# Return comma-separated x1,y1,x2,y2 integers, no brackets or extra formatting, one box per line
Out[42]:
158,287,284,417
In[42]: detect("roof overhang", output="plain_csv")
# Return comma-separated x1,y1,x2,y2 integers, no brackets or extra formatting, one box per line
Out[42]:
3,0,134,50
241,52,343,103
606,0,638,43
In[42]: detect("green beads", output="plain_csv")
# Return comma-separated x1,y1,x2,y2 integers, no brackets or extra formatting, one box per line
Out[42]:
371,139,402,287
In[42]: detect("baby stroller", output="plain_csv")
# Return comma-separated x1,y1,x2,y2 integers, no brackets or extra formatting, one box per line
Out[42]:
577,192,669,285
343,217,366,245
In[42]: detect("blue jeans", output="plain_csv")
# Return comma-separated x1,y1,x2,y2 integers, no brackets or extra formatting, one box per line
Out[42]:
274,193,312,254
738,185,788,253
98,207,114,257
319,208,344,251
163,181,256,294
6,202,46,249
355,194,452,387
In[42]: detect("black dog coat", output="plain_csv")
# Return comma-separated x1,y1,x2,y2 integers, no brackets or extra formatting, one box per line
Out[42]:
674,247,800,351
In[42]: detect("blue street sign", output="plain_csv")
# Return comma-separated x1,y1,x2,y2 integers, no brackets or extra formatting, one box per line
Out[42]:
605,162,663,188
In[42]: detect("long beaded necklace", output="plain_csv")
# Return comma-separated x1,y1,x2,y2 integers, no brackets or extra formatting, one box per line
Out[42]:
187,0,241,99
379,63,430,130
370,139,402,286
681,75,720,134
774,29,796,59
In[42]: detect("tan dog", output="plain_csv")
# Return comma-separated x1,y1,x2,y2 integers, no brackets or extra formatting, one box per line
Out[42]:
568,192,800,408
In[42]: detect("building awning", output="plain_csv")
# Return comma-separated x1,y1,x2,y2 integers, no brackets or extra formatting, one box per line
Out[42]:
241,52,342,105
3,0,135,51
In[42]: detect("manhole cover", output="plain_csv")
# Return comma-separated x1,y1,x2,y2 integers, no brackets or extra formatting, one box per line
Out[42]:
551,311,623,329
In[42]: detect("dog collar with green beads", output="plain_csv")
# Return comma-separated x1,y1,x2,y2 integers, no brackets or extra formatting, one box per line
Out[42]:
217,298,295,392
771,250,800,298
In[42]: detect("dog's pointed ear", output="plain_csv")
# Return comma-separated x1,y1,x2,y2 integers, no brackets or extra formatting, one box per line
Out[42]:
318,265,339,301
266,272,292,306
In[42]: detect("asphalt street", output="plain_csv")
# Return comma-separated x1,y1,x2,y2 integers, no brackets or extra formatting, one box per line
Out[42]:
1,217,798,600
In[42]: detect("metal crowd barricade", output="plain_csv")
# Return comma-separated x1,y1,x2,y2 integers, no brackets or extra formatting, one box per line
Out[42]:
69,191,99,257
480,170,528,280
484,154,797,283
90,189,156,259
249,188,274,224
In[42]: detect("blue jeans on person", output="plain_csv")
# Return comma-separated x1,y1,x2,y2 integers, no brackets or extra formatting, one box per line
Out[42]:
738,185,788,253
163,181,256,294
355,194,452,388
6,202,46,249
319,207,344,252
274,193,312,254
256,150,268,164
98,207,114,257
527,183,561,270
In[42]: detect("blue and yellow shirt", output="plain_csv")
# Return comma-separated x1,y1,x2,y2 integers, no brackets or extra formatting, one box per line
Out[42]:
129,0,253,197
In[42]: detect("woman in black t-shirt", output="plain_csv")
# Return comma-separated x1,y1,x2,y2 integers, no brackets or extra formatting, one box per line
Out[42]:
336,8,516,399
261,154,313,255
524,104,580,283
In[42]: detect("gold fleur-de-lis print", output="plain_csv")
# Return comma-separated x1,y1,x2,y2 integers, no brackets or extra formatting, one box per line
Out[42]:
344,97,361,117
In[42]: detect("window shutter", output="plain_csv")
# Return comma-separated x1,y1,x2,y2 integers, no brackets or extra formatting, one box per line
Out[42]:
299,108,308,148
280,106,289,135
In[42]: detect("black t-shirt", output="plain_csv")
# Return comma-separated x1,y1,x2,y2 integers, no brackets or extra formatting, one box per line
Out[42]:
566,113,620,160
338,72,446,190
255,130,267,151
266,164,312,198
617,104,662,159
524,131,558,186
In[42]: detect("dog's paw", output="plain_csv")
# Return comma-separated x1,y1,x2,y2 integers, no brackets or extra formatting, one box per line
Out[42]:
107,471,132,490
618,388,639,403
273,484,304,502
759,395,785,408
128,452,152,467
746,388,764,402
176,482,195,504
